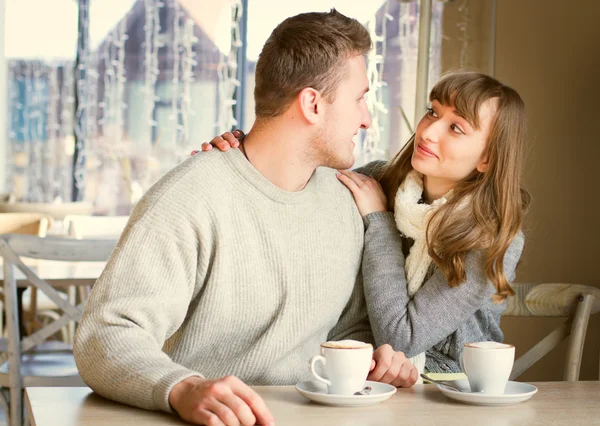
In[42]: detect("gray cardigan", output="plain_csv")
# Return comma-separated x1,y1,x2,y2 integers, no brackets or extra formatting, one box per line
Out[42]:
356,162,525,373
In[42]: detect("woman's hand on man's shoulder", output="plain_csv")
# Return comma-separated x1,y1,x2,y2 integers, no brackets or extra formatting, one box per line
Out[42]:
191,130,244,156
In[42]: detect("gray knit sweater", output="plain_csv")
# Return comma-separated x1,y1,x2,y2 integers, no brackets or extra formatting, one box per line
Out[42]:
74,149,373,413
357,161,525,373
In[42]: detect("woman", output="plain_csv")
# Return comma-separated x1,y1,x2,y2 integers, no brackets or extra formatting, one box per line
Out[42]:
199,71,530,375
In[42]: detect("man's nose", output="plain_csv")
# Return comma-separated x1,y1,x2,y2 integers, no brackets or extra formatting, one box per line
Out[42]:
360,109,372,130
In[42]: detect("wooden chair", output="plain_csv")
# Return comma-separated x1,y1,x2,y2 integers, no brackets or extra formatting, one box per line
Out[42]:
0,194,16,204
0,234,115,426
63,215,129,239
0,213,54,338
0,213,52,238
504,283,600,381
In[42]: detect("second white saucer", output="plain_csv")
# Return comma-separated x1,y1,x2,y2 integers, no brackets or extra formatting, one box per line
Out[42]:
437,379,538,406
295,380,397,407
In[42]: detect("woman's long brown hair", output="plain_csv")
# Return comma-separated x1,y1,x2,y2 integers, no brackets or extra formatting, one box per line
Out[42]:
379,71,530,302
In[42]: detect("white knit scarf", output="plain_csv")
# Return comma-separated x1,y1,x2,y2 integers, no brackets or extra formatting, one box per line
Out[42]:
393,170,452,379
394,170,451,297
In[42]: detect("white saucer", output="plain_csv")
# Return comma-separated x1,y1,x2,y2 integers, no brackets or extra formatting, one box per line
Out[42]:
437,379,537,406
295,380,396,407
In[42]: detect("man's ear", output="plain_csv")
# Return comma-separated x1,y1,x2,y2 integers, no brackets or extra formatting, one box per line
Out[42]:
298,87,323,124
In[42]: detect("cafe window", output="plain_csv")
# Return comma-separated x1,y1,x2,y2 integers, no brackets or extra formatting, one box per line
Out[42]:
3,0,444,214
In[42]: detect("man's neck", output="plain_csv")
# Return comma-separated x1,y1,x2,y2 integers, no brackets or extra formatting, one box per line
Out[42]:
242,121,317,192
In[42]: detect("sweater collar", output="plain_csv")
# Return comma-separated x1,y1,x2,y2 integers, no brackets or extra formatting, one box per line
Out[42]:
223,148,323,204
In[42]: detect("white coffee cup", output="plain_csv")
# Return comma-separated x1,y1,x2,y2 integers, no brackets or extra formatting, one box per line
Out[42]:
461,341,515,395
309,340,373,395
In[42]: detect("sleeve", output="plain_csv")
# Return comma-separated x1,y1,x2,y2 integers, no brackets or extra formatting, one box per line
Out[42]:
361,211,524,358
73,222,202,413
353,160,388,180
327,273,375,345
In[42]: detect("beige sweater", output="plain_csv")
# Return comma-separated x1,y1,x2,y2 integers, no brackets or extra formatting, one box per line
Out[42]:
74,149,372,413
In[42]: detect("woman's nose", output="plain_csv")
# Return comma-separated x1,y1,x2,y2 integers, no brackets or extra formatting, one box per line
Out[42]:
421,120,442,143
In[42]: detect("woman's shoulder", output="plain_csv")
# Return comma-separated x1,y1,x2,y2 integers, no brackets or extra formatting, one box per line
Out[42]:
505,230,525,264
510,230,525,252
353,160,388,179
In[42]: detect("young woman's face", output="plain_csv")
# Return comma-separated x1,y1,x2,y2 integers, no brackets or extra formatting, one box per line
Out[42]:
411,99,495,192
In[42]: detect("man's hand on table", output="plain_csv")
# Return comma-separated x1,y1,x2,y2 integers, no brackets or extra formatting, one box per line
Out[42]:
368,344,418,388
169,375,275,426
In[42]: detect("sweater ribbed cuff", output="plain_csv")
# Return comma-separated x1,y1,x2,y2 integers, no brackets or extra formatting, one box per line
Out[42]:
152,368,206,414
363,211,395,230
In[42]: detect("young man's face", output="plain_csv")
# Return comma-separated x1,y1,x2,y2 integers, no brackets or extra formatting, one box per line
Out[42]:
311,54,371,170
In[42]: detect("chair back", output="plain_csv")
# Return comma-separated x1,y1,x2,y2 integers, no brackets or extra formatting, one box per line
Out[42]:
0,213,53,337
63,215,129,239
0,234,115,353
504,282,600,381
0,213,53,237
0,234,115,426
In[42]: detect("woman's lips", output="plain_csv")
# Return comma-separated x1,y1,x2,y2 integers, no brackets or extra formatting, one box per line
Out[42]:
417,143,438,158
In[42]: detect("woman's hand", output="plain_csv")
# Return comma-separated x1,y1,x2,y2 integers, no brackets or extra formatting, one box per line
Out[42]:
336,170,388,217
191,130,245,155
369,344,418,388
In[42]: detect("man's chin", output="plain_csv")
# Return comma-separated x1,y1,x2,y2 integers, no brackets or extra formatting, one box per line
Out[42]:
329,155,355,170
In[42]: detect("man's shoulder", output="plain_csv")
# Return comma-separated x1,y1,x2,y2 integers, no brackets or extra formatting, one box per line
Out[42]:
312,167,363,221
313,166,357,198
353,160,388,179
131,151,235,221
147,150,234,197
166,149,233,183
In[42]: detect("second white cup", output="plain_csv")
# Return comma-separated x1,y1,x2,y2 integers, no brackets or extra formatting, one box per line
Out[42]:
461,341,515,395
309,340,373,395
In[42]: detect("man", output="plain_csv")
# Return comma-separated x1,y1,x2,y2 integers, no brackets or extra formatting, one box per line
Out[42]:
74,9,416,426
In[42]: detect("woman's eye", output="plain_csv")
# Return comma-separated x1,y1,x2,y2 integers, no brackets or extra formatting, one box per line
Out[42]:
426,108,437,117
451,124,464,134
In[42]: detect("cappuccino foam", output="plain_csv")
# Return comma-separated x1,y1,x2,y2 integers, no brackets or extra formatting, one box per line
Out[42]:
321,340,372,350
465,341,514,350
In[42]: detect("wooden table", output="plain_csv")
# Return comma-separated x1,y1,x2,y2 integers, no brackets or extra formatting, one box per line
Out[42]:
25,382,600,426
